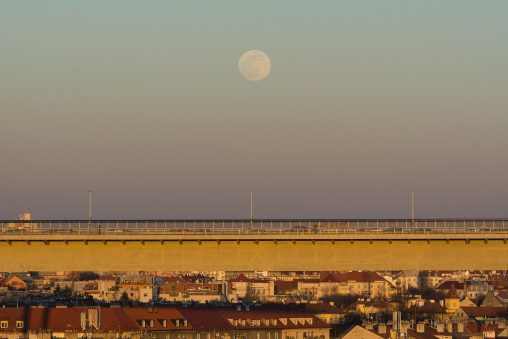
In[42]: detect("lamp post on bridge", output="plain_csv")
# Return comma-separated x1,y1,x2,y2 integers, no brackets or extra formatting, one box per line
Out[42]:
88,191,92,223
411,191,415,224
250,191,253,225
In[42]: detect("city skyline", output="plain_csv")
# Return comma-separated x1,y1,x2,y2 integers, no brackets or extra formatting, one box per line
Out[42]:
1,1,508,219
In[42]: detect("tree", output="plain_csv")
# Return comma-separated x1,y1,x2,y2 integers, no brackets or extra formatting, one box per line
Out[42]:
330,312,363,337
417,271,430,292
120,291,130,303
78,272,100,281
320,294,360,308
53,284,73,298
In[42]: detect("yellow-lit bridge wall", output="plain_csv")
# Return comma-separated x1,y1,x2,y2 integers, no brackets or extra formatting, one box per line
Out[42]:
1,236,507,271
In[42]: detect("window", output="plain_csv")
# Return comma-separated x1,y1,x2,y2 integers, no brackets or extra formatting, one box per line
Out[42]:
0,321,8,329
16,321,24,329
149,320,154,327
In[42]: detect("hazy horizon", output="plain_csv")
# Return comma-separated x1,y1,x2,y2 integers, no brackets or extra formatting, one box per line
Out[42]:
1,1,508,219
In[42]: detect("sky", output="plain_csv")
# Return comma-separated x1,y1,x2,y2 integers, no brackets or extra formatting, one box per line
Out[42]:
1,1,507,219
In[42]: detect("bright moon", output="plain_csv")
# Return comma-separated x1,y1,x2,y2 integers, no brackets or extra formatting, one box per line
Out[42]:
238,50,271,81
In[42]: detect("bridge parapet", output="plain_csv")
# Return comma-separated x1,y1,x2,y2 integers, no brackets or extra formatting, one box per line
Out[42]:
1,218,508,237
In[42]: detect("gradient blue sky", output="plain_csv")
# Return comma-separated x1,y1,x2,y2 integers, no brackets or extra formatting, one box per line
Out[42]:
1,1,507,219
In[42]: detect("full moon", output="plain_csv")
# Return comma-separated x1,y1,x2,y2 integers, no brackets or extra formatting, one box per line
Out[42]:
238,50,271,81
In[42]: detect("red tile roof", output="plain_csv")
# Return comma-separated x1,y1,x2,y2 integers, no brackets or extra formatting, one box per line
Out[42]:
178,308,230,330
436,281,464,290
320,271,391,285
460,306,508,318
0,308,25,332
99,275,116,281
217,309,327,329
229,274,270,284
162,276,189,284
274,281,298,292
0,306,329,332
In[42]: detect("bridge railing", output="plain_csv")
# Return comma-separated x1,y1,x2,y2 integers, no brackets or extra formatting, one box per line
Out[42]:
1,219,508,235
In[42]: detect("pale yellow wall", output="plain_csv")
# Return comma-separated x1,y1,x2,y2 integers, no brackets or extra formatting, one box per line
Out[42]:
445,297,461,313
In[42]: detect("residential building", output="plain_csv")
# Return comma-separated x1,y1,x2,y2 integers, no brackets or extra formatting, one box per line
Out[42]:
228,274,275,302
466,280,493,300
481,290,508,307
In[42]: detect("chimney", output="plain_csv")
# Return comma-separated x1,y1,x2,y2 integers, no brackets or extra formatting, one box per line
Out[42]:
436,323,444,333
392,311,401,332
80,312,87,331
447,322,453,333
400,322,408,335
457,322,464,333
416,323,425,333
88,308,100,330
378,324,387,334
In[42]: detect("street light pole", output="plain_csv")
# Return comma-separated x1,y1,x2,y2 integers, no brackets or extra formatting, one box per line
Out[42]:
250,191,253,223
411,191,415,223
88,191,92,222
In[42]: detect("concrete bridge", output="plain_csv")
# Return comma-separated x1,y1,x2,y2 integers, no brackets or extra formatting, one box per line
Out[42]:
1,219,508,271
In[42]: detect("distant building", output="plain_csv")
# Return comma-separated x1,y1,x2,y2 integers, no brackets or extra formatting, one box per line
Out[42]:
3,275,28,290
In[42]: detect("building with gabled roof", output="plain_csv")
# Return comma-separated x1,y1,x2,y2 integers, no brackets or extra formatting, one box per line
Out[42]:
451,306,508,322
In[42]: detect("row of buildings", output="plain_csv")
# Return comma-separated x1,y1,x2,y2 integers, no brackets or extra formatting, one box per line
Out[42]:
0,271,397,304
0,305,329,339
2,270,507,305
